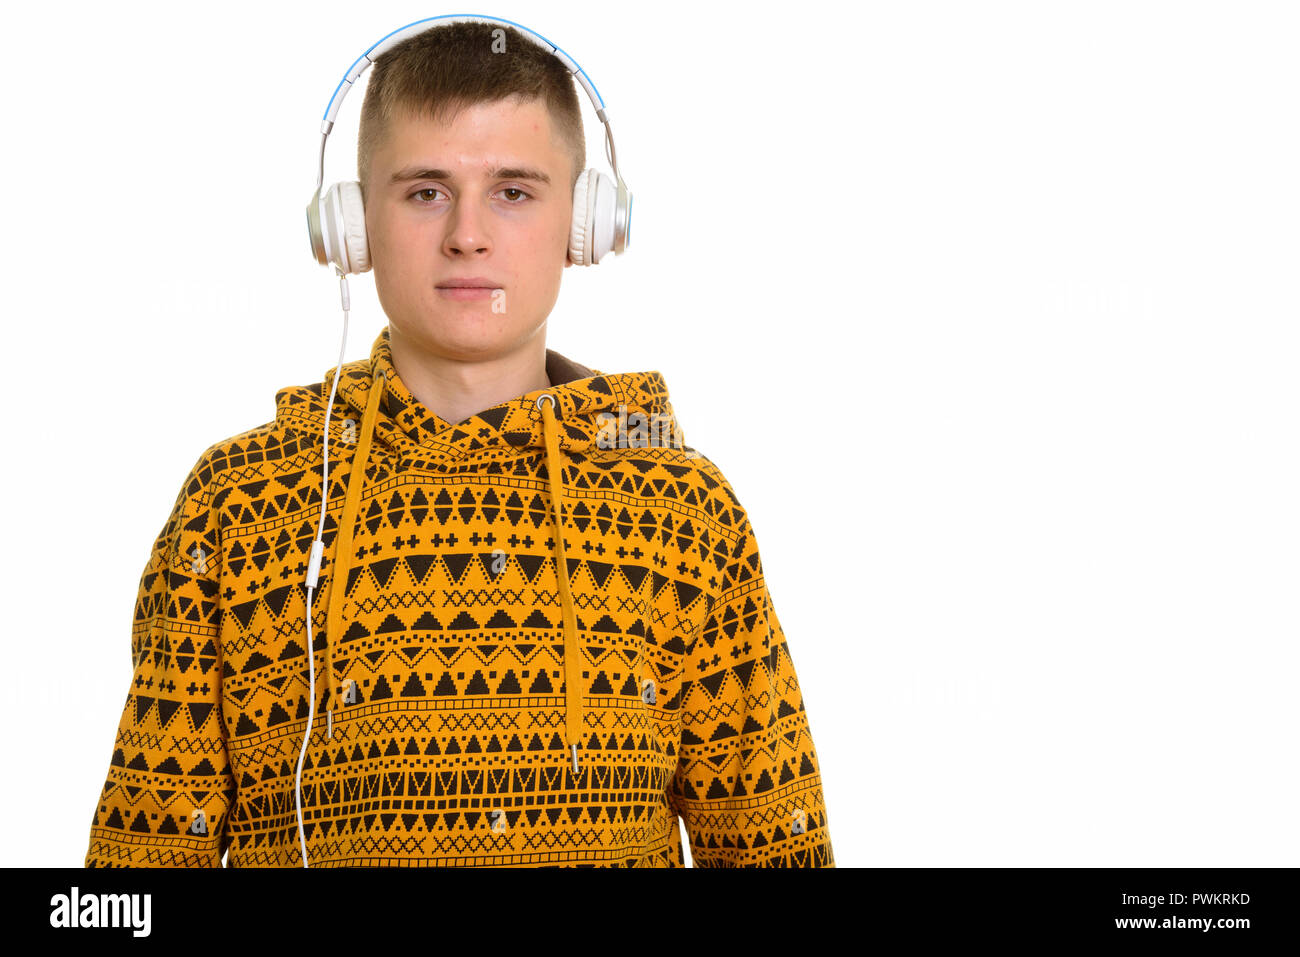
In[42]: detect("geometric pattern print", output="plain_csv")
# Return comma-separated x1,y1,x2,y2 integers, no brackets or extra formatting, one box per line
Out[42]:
85,330,834,867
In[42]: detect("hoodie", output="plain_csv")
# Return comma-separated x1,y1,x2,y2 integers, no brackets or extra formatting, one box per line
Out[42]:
84,326,834,867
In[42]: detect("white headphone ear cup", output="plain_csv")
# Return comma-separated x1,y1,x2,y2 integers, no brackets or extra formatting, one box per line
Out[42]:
569,169,593,266
334,181,371,274
317,181,371,274
570,168,618,265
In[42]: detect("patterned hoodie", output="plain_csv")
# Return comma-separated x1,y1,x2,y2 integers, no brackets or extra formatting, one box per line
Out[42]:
84,327,834,867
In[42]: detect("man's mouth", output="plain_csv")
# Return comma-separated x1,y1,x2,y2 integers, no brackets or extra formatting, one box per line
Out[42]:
437,277,501,288
436,277,502,301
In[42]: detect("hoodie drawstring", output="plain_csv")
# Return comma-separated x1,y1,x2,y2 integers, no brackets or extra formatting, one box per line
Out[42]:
321,366,386,739
537,393,584,775
312,375,584,776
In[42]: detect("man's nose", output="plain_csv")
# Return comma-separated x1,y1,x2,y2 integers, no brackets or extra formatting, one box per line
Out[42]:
443,198,492,256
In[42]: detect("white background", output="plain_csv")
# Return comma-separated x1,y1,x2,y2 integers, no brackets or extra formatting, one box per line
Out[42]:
2,0,1296,867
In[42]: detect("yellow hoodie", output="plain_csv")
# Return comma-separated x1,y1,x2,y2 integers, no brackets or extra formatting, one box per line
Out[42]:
84,327,834,867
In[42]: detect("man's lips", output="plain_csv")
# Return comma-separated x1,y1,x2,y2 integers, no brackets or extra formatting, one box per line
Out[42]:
436,278,501,302
436,278,502,288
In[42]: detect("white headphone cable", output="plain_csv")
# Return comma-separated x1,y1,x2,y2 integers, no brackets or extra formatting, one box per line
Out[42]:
294,265,352,868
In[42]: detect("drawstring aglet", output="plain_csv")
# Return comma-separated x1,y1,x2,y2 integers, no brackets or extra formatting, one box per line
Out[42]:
571,743,580,774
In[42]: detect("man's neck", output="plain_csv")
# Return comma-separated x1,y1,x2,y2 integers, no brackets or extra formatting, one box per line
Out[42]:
387,324,552,427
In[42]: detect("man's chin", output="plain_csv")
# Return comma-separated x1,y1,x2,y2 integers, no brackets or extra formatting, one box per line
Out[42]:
400,316,538,364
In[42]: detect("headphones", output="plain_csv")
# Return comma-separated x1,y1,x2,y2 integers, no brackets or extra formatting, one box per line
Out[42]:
305,13,633,272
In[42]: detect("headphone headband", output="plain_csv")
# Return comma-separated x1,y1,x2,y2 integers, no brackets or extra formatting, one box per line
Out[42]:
313,14,624,193
322,15,605,128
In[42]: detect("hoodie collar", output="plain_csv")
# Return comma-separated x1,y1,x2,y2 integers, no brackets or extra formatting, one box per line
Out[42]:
323,326,660,464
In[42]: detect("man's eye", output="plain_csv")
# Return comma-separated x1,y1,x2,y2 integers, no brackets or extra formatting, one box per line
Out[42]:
409,187,531,205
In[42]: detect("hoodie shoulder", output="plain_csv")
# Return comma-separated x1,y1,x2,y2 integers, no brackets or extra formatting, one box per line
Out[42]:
181,419,277,495
180,408,301,501
646,448,758,545
200,357,363,476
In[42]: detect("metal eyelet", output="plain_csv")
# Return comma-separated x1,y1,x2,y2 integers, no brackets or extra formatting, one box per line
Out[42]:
536,393,556,411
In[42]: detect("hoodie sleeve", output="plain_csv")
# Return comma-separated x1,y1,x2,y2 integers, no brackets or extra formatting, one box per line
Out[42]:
84,447,236,867
670,489,836,867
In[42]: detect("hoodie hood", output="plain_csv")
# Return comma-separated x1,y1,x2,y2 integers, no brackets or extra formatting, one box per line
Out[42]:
274,326,687,774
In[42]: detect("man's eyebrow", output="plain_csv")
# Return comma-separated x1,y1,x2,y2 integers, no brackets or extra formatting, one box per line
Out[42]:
389,165,552,185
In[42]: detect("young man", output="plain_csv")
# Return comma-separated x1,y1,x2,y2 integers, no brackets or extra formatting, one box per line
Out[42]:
84,20,834,868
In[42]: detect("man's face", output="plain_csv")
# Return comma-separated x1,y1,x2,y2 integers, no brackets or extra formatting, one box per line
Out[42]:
364,94,575,361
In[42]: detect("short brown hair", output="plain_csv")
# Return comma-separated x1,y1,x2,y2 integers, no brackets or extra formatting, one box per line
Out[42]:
356,21,586,205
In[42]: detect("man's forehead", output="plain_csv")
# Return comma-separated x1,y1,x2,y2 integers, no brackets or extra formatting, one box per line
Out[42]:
380,99,564,177
389,96,553,138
